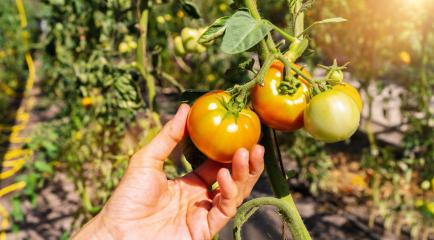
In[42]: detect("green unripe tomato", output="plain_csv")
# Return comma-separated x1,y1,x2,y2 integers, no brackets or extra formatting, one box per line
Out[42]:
174,36,186,56
421,180,431,190
118,42,130,53
196,44,206,53
184,39,198,52
181,27,199,43
304,90,360,143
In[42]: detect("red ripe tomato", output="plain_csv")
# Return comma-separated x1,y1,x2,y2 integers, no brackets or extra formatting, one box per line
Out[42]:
251,61,311,131
187,91,261,163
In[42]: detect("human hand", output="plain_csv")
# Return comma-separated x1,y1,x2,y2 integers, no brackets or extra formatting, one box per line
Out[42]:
73,104,265,240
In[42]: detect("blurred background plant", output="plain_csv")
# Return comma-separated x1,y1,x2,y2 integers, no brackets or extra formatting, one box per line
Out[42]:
1,0,433,239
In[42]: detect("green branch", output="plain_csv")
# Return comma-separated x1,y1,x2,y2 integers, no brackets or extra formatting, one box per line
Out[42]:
276,54,314,85
228,55,275,95
233,197,311,240
265,20,296,43
136,7,156,110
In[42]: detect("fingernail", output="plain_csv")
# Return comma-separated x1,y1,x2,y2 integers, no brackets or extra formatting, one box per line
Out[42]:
256,145,265,156
175,104,189,118
238,148,249,159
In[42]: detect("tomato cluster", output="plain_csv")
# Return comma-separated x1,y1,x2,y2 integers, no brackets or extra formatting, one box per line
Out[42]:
186,60,362,163
174,27,207,56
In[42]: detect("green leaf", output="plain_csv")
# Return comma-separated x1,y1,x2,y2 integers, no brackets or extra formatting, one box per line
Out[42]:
181,90,209,104
299,17,347,37
221,11,272,54
180,0,200,19
238,58,255,70
60,232,70,240
198,16,230,44
11,197,24,222
34,160,53,174
315,17,347,24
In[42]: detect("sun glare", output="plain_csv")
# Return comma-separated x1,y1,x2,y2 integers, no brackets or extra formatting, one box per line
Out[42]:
403,0,424,6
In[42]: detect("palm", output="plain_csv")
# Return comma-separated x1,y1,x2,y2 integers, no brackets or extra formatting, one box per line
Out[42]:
74,105,264,240
103,156,262,240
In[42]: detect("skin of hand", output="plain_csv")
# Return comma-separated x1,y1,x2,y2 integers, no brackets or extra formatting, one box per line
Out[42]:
73,104,265,240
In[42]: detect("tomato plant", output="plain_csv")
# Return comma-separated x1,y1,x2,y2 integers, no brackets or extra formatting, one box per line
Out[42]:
187,91,261,163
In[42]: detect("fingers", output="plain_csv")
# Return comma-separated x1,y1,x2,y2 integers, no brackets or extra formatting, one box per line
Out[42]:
249,145,265,177
232,145,265,199
187,160,227,187
207,168,238,235
231,149,249,183
206,145,264,236
130,104,190,170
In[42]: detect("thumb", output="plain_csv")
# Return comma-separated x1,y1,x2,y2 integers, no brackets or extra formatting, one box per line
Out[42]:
130,104,190,171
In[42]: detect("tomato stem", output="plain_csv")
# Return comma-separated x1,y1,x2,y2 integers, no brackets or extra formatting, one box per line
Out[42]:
227,55,275,95
265,20,296,43
251,126,312,240
233,197,311,240
276,54,314,85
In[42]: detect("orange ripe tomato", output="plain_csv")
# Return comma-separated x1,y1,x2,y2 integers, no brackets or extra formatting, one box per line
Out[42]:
187,91,261,163
251,61,310,131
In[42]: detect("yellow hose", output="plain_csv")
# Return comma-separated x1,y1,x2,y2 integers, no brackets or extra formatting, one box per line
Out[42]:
0,0,35,238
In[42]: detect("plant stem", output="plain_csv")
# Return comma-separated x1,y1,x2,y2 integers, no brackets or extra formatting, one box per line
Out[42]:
293,0,304,37
261,126,311,240
136,3,156,110
276,54,314,85
265,20,297,43
233,196,310,240
244,0,261,19
227,55,275,95
160,71,185,92
243,0,274,56
261,126,290,197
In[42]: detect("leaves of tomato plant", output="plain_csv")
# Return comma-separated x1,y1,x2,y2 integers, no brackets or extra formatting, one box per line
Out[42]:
221,11,272,54
180,0,200,19
34,160,53,174
300,17,347,37
198,16,229,44
181,90,209,104
315,17,347,24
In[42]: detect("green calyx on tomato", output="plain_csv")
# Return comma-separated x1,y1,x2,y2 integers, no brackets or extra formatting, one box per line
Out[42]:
270,60,310,96
304,89,360,143
251,61,311,132
187,91,261,163
319,59,349,84
311,60,363,111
